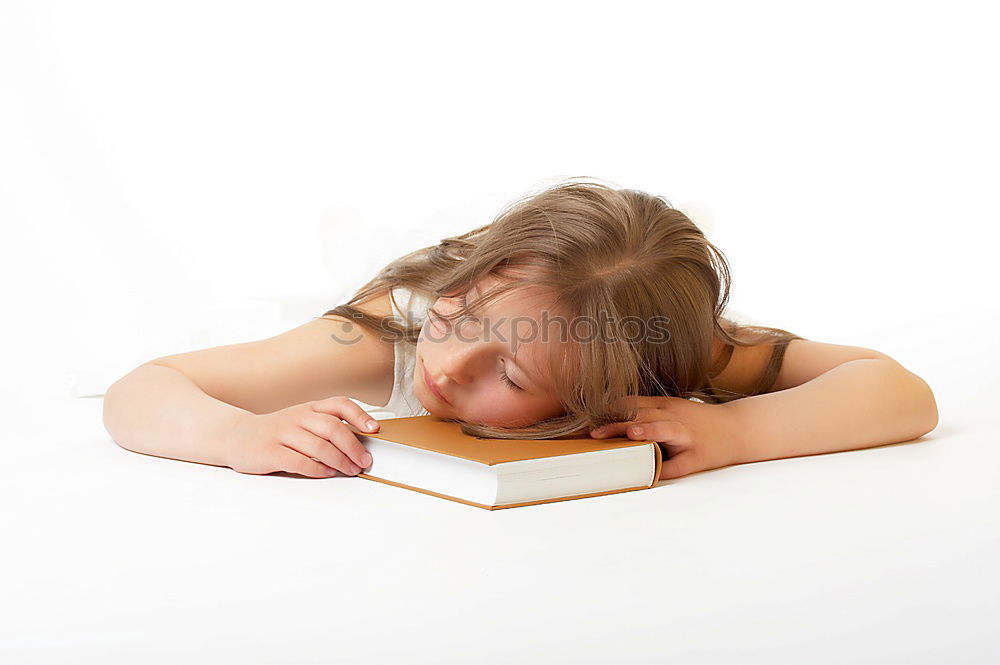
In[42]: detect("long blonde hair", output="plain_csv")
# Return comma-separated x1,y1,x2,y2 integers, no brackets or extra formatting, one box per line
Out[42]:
321,177,804,439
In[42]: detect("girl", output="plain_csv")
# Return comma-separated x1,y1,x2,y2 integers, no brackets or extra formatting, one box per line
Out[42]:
103,178,938,481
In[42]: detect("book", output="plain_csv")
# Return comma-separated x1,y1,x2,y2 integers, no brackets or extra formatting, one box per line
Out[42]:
345,415,663,510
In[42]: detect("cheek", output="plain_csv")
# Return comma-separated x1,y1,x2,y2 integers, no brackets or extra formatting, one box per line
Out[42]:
467,394,549,428
418,316,448,346
462,387,523,419
416,320,435,351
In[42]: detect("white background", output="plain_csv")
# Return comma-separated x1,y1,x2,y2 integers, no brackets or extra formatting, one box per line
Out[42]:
1,1,997,663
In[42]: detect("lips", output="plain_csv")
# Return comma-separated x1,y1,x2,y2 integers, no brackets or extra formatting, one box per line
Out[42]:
422,365,452,405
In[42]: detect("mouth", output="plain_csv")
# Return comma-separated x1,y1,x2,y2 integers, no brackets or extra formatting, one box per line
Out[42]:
422,364,453,406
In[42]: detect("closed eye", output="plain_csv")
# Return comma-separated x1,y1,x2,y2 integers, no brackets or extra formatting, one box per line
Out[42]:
498,359,524,392
432,292,522,391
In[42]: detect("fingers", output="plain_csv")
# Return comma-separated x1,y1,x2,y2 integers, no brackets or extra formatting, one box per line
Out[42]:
299,411,373,470
659,450,701,480
310,396,381,434
273,444,341,478
589,407,668,439
624,420,692,447
280,427,364,476
592,415,693,476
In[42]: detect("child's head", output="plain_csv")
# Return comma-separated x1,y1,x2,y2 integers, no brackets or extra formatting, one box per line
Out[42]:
415,262,567,430
327,177,797,440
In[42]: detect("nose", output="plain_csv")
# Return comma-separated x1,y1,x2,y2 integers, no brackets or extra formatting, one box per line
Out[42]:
439,341,492,386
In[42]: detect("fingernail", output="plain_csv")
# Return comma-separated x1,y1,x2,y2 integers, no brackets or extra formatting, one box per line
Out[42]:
591,426,605,437
629,426,644,437
365,419,378,431
361,452,373,466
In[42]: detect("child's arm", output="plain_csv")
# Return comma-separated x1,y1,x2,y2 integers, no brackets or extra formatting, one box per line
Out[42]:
591,340,938,479
103,292,397,470
103,363,254,467
103,364,380,476
725,340,938,465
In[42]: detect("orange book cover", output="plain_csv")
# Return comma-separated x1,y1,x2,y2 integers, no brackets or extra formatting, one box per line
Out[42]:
346,415,662,510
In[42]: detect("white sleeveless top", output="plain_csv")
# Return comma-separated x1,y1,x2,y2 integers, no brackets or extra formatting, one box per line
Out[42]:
379,287,433,418
346,286,433,420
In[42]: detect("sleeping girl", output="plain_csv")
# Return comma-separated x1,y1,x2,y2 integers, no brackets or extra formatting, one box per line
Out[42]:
103,177,938,481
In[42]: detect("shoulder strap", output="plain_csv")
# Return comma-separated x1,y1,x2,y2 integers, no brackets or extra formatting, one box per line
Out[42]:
709,342,734,378
749,337,800,395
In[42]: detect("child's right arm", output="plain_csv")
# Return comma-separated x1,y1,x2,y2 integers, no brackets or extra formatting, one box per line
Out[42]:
102,362,256,469
102,293,397,477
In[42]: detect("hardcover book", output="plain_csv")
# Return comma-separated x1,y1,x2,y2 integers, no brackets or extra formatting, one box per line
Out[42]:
346,415,662,510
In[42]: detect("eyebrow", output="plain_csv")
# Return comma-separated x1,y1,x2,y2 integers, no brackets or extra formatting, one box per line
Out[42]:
471,284,544,392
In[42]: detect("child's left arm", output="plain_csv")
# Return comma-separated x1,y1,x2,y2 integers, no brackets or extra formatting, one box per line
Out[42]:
589,340,939,480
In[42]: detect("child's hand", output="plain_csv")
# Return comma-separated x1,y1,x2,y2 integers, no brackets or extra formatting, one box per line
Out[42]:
224,396,380,478
588,396,741,480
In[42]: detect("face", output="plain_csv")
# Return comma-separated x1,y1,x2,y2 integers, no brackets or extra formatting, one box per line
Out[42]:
413,272,567,427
